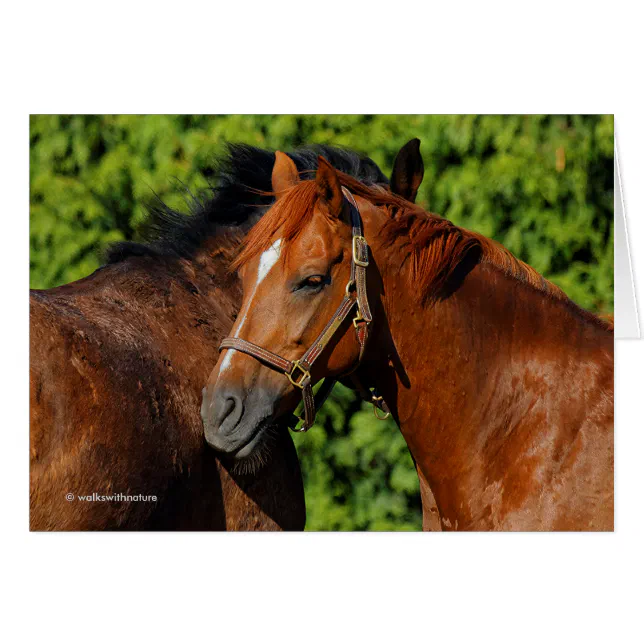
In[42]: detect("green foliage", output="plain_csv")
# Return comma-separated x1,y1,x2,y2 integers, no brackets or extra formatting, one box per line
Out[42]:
30,115,614,530
292,384,421,531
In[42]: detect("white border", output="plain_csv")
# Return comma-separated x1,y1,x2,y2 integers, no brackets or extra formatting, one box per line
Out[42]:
3,3,643,642
614,140,640,337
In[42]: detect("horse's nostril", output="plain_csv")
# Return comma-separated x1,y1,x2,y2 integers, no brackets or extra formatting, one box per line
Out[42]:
220,396,235,419
211,389,244,435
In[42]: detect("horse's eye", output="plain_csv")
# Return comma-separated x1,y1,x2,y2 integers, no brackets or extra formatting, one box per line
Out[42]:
297,275,329,291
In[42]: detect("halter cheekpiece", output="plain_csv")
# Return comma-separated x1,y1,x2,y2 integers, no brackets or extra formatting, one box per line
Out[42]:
219,187,390,432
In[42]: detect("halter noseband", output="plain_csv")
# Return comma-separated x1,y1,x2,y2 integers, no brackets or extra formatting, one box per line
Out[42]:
219,187,389,432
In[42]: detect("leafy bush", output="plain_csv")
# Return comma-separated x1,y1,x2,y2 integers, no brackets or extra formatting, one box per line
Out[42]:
30,115,614,530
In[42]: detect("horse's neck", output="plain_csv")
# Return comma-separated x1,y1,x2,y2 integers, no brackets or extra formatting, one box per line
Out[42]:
370,260,612,528
46,247,240,370
93,244,236,310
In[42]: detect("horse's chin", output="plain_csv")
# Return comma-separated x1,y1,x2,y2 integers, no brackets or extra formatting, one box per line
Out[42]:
228,419,280,476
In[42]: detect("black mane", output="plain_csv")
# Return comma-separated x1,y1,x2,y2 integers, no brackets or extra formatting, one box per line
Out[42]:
106,143,388,263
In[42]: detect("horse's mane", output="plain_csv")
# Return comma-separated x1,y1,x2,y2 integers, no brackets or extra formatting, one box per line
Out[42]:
234,172,613,332
105,143,388,264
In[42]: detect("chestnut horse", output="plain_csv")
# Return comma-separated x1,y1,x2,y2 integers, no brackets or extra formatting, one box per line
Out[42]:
202,152,614,531
30,143,401,530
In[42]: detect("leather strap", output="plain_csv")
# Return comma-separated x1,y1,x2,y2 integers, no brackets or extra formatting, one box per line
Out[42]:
219,338,294,374
342,187,372,324
219,294,360,430
349,374,391,420
299,296,357,370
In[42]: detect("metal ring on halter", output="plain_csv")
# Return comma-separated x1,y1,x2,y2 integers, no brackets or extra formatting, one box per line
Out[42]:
372,395,391,420
373,405,391,421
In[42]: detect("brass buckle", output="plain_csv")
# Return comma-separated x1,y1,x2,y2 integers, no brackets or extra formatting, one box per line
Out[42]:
352,235,369,268
353,306,365,329
286,360,311,389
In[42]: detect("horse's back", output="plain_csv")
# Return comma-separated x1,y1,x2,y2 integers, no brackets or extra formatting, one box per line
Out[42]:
29,272,305,531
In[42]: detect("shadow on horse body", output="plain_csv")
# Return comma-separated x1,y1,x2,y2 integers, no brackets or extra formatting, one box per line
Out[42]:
202,151,613,531
31,143,434,530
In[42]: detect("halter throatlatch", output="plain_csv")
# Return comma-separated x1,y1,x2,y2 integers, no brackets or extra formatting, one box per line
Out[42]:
219,187,390,432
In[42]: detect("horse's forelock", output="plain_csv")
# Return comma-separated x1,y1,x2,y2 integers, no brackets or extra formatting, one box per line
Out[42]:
230,181,324,272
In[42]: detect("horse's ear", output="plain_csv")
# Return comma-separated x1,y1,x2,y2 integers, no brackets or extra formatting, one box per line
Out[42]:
272,151,300,197
390,138,424,203
315,156,344,217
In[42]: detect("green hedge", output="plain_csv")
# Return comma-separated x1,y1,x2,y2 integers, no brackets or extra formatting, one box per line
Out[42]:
30,115,614,530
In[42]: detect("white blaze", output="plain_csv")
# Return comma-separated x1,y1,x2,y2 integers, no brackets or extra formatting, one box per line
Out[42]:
219,239,283,374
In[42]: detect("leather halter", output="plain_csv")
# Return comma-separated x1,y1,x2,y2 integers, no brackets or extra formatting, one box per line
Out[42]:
219,187,390,432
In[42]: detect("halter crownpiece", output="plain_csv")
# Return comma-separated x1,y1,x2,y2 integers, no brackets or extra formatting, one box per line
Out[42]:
219,186,389,432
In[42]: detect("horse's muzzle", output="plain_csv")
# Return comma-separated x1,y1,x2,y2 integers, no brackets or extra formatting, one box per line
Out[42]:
201,384,276,457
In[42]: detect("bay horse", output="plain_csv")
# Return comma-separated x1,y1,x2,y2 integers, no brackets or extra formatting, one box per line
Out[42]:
30,143,401,530
202,151,614,531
